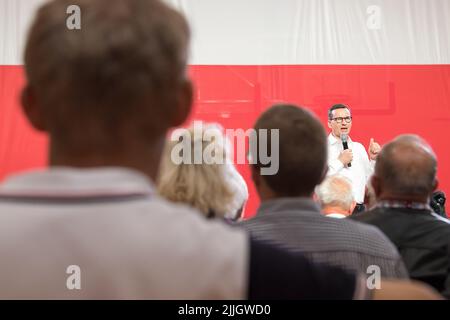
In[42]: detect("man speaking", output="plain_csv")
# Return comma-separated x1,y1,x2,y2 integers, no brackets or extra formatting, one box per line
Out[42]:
327,104,381,213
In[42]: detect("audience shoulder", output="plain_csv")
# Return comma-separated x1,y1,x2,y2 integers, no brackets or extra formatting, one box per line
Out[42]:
155,194,248,250
146,194,249,297
341,218,401,257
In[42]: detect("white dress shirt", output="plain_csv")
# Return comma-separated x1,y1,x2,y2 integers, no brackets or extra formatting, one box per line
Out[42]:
0,167,248,299
327,134,375,204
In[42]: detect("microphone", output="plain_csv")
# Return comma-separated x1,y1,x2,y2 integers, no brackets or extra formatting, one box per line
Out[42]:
341,134,351,167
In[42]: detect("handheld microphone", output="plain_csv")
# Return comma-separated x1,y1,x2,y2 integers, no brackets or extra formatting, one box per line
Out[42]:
341,134,351,167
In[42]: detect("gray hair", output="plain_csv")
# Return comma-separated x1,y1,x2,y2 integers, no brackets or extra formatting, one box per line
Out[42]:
316,175,354,211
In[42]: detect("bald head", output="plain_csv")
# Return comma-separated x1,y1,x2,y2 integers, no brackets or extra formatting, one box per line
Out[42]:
374,135,437,199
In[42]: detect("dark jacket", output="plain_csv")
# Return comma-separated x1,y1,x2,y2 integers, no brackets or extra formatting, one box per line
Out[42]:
352,207,450,298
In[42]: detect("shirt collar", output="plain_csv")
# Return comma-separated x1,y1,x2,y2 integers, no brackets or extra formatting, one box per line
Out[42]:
376,200,432,211
328,133,352,146
0,167,154,199
325,213,347,219
257,197,321,217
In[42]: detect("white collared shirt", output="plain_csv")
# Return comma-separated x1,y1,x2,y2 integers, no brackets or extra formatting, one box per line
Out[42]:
0,167,248,299
327,134,375,203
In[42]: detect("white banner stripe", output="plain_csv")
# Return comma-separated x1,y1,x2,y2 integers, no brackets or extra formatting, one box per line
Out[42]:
1,0,449,65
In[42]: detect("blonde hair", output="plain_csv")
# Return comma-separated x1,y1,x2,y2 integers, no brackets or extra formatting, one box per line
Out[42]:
157,123,248,219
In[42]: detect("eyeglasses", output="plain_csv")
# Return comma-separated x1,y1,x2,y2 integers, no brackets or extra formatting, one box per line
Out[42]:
331,116,352,124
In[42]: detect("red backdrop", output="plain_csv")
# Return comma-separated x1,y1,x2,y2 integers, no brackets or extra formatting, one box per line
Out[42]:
1,64,450,217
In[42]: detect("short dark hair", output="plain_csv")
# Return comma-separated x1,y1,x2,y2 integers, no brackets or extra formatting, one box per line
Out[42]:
375,135,437,197
24,0,190,149
254,104,327,197
328,104,351,120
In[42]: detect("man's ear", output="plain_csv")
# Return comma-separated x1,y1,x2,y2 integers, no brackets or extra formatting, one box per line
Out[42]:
327,120,332,129
371,175,381,198
21,85,46,132
432,179,439,192
170,78,193,127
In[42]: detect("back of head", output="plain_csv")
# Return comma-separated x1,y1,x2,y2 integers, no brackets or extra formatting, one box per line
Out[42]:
24,0,190,151
316,175,354,211
158,124,247,219
253,104,327,197
375,134,437,198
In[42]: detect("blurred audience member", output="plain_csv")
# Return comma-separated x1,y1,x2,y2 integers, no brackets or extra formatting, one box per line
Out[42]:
352,135,450,298
158,124,248,221
315,175,356,218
